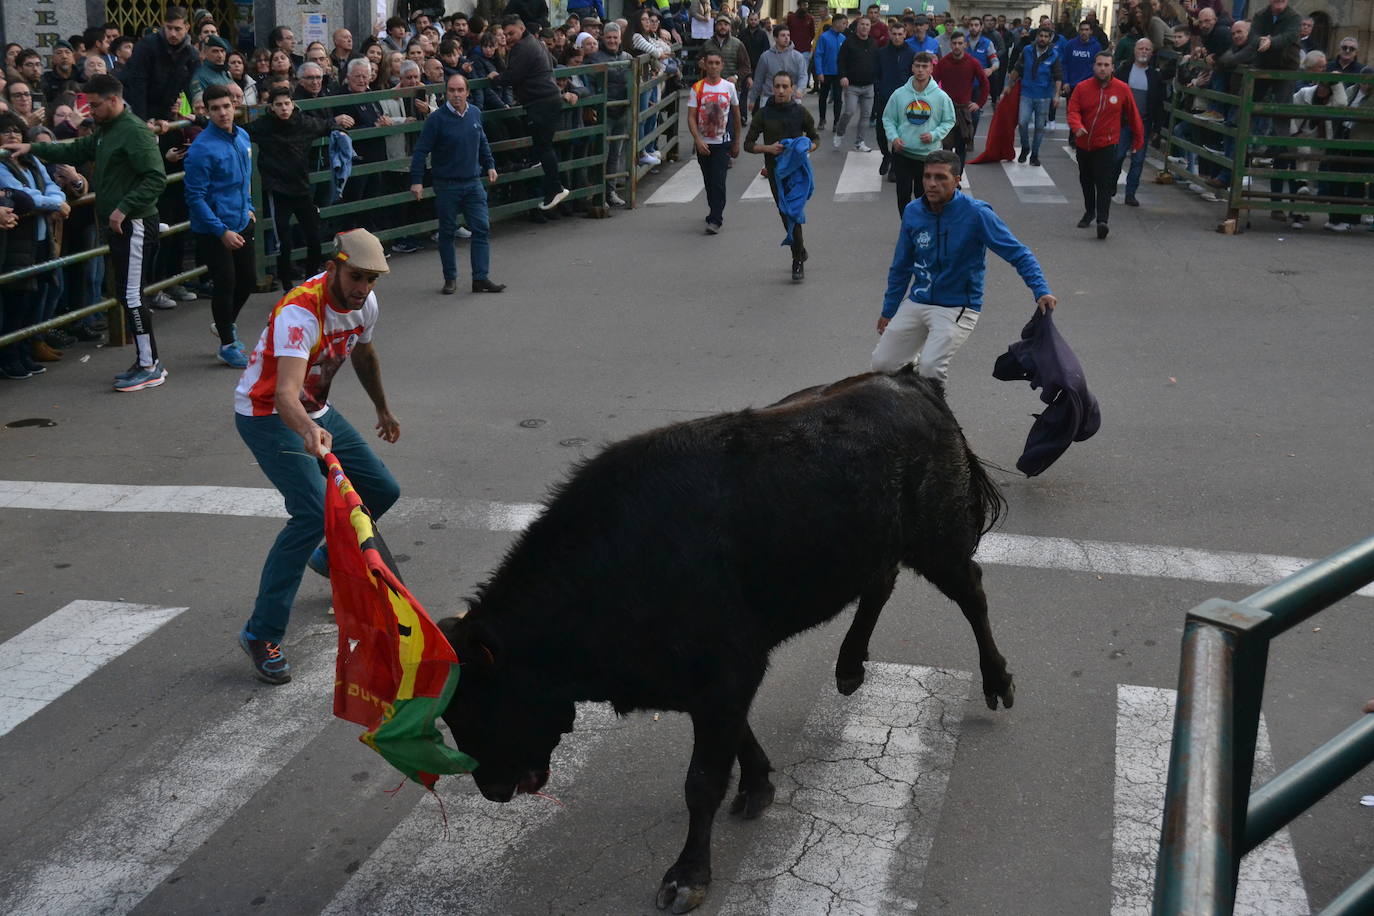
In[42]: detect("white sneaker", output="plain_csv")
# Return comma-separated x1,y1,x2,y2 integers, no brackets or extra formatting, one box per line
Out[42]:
638,151,660,166
1187,183,1206,194
1199,191,1221,202
456,226,472,239
832,134,842,149
1324,221,1351,232
1047,120,1057,131
1289,219,1304,230
151,291,177,310
607,189,626,207
854,141,873,153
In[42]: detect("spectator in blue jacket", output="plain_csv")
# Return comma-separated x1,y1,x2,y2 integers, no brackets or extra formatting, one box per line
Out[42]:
410,74,506,296
1061,21,1102,89
184,83,255,368
1002,25,1063,165
813,13,847,130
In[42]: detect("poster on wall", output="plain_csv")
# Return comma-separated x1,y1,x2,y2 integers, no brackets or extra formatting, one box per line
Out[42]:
303,12,329,48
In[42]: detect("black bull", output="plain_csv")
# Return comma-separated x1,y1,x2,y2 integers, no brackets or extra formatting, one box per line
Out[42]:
438,370,1016,913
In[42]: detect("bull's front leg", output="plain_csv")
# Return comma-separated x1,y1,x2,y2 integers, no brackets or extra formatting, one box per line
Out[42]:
656,710,746,914
835,569,898,695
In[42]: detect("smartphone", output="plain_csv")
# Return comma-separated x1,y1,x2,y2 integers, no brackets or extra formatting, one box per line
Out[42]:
74,93,88,109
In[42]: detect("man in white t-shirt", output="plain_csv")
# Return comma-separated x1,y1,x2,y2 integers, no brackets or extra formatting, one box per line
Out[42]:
231,229,402,685
688,47,741,234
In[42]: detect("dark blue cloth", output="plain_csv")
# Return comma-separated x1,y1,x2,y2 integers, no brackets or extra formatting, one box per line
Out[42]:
774,136,813,247
410,102,495,185
328,130,355,204
992,309,1101,476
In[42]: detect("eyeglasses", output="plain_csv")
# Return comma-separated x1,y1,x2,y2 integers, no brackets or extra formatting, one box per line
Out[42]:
1340,45,1357,51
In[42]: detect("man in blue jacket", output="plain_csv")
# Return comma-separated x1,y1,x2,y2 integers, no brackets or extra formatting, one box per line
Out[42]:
873,150,1056,389
813,13,847,130
410,74,506,296
1002,25,1063,165
184,83,255,368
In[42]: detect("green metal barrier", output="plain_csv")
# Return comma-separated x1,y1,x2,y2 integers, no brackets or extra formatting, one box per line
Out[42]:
626,49,684,208
251,63,622,288
1153,534,1374,915
1164,70,1374,232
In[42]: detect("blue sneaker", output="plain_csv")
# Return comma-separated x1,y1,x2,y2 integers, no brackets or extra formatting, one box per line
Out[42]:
239,629,291,685
113,361,167,392
218,343,248,369
307,545,330,578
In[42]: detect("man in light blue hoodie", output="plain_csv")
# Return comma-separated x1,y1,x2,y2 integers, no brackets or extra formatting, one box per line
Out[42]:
880,52,955,215
184,82,255,368
873,150,1056,389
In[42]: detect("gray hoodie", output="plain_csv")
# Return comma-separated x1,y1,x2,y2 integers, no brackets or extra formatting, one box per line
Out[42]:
749,45,808,108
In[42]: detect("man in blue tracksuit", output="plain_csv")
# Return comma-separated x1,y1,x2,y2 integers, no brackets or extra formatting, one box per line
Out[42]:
813,13,847,130
873,150,1057,388
410,73,506,296
184,83,255,369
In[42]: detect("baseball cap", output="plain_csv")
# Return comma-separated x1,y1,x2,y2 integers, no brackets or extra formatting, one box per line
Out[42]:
716,13,733,23
334,229,390,274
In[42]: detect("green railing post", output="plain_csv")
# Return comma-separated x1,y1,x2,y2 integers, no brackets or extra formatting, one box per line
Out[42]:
1227,70,1254,225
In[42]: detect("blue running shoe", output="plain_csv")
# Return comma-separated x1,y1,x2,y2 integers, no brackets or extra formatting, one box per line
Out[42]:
113,361,167,392
307,545,330,578
218,343,248,369
239,629,291,685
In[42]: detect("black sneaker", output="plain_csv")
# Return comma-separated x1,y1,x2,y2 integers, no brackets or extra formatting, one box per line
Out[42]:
791,260,804,282
878,158,889,176
239,630,291,685
539,187,571,211
1077,214,1092,229
1029,155,1041,167
1018,149,1029,163
1097,222,1110,240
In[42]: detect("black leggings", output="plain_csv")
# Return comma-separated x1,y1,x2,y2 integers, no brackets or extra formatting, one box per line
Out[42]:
524,96,565,200
892,154,926,216
1075,144,1116,225
270,192,324,289
817,76,844,125
196,224,258,346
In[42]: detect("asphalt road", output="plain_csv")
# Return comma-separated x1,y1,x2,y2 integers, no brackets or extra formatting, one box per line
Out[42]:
2,101,1371,915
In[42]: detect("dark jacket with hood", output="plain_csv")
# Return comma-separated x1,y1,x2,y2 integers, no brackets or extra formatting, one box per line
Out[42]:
121,29,200,119
992,309,1101,477
245,108,335,197
1115,60,1164,130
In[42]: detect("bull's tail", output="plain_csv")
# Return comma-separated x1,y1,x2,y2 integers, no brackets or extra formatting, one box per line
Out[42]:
967,449,1007,538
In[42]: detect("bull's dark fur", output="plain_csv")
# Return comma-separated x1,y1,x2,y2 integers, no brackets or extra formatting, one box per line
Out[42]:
439,370,1015,914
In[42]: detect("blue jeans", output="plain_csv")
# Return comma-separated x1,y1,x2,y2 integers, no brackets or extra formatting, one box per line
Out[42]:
434,179,491,282
1018,95,1050,155
1115,123,1149,196
236,408,400,644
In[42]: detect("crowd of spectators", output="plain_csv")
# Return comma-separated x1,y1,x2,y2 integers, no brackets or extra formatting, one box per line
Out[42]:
0,1,1370,382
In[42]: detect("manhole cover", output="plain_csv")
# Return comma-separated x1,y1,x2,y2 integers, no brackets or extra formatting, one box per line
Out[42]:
559,438,588,448
518,418,546,429
5,418,57,429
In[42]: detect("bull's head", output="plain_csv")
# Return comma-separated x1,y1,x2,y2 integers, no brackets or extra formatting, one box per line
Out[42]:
437,614,576,803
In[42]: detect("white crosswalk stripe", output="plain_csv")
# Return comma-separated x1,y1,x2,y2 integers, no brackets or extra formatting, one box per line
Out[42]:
0,600,188,738
835,150,884,201
1112,686,1309,915
0,633,337,916
741,168,774,200
718,664,971,914
644,160,704,205
1001,159,1069,204
322,704,621,914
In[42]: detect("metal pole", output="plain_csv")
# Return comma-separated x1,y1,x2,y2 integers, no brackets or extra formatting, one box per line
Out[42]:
1153,621,1239,916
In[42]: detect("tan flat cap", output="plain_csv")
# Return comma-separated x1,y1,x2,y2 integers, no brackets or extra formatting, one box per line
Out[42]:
334,229,390,274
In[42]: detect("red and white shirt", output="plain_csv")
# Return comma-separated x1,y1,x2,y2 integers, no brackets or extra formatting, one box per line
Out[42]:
233,271,378,418
688,77,738,144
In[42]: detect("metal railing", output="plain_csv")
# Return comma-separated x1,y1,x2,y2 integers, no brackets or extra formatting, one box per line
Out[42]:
1153,534,1374,915
626,51,684,207
1163,69,1374,232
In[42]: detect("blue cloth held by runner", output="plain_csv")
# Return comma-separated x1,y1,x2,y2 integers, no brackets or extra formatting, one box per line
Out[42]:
774,136,813,247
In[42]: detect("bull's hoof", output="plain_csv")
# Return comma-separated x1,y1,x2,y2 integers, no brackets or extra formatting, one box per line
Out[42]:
728,781,775,819
655,879,708,913
984,673,1015,710
835,668,865,696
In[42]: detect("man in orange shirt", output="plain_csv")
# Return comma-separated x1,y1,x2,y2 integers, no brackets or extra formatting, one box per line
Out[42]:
232,229,402,684
1067,52,1142,239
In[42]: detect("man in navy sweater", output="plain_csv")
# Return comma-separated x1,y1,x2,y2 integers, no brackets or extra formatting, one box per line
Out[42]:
410,74,506,295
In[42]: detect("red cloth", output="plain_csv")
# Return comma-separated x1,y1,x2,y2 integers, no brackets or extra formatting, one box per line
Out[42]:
1066,76,1144,152
933,52,989,106
969,82,1019,163
786,11,816,52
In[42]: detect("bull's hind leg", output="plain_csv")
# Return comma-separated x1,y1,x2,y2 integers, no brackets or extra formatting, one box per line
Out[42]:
835,568,898,695
656,709,747,913
928,559,1015,710
728,721,775,819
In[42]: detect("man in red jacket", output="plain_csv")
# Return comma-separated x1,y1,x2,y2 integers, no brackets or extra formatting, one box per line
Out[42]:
1066,52,1142,239
932,32,989,167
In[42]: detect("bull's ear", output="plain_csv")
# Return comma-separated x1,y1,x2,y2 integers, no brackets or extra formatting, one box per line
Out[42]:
437,615,500,671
